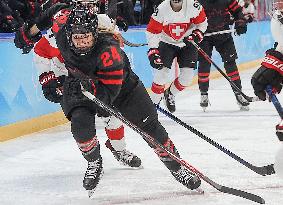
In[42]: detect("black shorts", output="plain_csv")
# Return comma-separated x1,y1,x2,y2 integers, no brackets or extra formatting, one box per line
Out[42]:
159,41,198,68
199,34,238,63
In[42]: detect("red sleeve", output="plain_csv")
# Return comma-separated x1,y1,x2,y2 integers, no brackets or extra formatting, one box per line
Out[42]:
262,54,283,76
228,0,241,14
34,37,54,59
146,17,163,34
34,36,64,62
191,7,207,24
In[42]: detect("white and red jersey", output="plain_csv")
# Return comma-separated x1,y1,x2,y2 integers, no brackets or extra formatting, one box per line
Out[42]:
33,13,120,77
271,11,283,54
33,29,67,77
146,0,207,48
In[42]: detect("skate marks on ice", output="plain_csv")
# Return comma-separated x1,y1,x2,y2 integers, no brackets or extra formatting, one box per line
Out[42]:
90,184,283,205
92,189,204,205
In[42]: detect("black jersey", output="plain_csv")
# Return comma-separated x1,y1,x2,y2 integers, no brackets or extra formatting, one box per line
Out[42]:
198,0,244,33
56,29,138,107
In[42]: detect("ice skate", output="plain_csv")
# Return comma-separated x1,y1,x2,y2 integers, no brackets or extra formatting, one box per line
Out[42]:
83,156,103,198
171,166,201,190
235,93,250,111
164,88,176,113
200,93,209,112
105,139,142,168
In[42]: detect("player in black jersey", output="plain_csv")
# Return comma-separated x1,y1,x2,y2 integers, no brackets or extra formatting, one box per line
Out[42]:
197,0,249,111
14,1,201,196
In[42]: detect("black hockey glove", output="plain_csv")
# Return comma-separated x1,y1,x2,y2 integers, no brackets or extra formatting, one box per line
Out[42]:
147,48,164,70
2,14,20,31
68,78,110,117
235,19,247,35
116,16,128,32
183,29,204,45
251,66,283,101
39,71,64,103
14,22,42,54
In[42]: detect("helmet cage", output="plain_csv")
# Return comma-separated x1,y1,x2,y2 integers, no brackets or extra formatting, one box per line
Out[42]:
66,4,98,55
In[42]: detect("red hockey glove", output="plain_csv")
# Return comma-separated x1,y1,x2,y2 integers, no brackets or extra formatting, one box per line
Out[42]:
183,29,204,45
276,120,283,141
147,48,164,70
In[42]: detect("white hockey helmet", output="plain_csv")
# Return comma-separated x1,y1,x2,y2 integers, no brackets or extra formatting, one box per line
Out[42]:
272,0,283,22
170,0,183,3
273,0,283,11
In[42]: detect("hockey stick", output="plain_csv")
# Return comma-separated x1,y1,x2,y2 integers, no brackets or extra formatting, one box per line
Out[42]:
155,104,275,176
204,29,236,37
190,40,259,103
120,29,236,47
121,36,148,47
66,66,265,204
266,85,283,119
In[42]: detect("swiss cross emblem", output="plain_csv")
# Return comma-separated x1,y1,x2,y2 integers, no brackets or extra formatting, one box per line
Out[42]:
169,23,189,40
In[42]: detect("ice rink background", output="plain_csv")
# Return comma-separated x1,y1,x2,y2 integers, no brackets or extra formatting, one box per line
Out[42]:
1,68,283,205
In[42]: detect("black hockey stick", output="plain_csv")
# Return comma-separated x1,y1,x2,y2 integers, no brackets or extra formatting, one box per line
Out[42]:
266,85,283,119
155,104,275,176
190,40,259,102
121,36,148,47
66,66,265,204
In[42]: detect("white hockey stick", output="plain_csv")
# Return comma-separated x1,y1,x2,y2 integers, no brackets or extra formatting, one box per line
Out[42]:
204,29,236,37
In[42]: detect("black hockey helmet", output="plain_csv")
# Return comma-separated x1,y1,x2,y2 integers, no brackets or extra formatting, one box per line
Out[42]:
65,3,98,55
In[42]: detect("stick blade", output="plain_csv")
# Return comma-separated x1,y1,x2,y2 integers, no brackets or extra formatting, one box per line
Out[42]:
219,185,265,204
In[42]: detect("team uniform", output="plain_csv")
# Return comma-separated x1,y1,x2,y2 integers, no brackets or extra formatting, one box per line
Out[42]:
238,0,255,23
14,2,202,195
146,0,207,113
197,0,249,111
251,3,283,141
33,13,141,168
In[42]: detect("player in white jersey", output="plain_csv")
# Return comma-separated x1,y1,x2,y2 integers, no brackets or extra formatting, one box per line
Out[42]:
33,12,142,168
238,0,255,23
146,0,207,113
251,0,283,141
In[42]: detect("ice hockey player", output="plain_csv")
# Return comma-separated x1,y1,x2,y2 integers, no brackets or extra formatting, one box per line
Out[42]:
251,0,283,142
33,12,141,168
14,1,201,196
197,0,250,111
146,0,207,113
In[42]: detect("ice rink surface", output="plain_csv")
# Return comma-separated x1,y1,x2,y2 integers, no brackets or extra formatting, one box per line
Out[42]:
1,68,283,205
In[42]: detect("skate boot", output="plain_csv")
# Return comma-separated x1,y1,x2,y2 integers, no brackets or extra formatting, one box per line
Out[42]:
164,88,176,113
171,166,201,190
200,93,209,112
235,93,250,111
83,156,103,197
105,139,142,168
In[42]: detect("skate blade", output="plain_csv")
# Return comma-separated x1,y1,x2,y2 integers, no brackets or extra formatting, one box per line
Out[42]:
87,170,104,199
201,107,207,112
239,106,250,111
88,188,97,198
119,162,144,169
195,188,205,194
